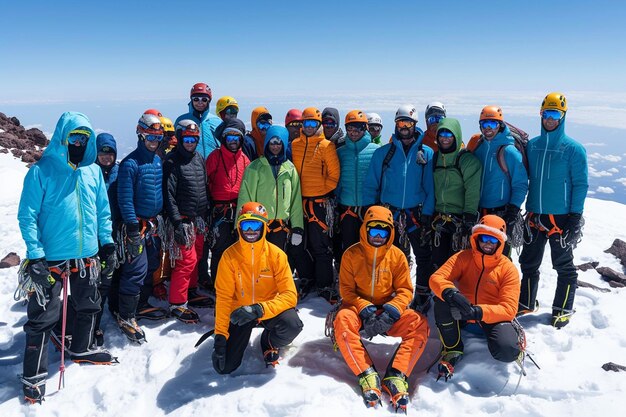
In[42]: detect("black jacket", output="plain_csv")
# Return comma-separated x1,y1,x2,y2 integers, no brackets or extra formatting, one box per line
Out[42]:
163,143,208,224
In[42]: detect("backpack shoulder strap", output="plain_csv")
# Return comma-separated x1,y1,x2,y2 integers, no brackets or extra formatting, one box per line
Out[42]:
377,144,396,203
496,145,511,180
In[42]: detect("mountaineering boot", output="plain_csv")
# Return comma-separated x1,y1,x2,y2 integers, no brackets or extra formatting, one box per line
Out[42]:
382,368,409,413
70,347,117,365
50,329,72,354
437,350,464,382
94,329,104,347
117,294,146,343
318,286,339,304
260,330,280,368
136,302,169,321
21,374,47,404
357,367,382,408
187,287,215,308
169,303,199,324
517,300,539,317
552,308,575,329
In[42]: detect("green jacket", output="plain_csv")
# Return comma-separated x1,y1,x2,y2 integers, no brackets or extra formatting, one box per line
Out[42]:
237,157,304,229
433,118,482,215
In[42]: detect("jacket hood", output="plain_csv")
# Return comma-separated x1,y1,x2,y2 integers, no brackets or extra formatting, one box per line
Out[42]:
344,131,373,150
215,118,247,146
322,107,339,124
42,111,97,169
96,133,118,158
235,205,269,253
470,214,507,267
436,118,463,154
540,113,567,142
359,205,395,261
263,125,289,163
250,106,271,141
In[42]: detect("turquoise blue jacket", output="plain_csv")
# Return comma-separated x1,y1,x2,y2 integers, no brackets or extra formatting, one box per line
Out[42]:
473,125,528,208
362,130,435,215
335,132,379,206
175,102,222,159
525,116,588,214
18,112,113,260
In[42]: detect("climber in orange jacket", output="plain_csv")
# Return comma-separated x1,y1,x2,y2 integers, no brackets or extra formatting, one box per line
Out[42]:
212,202,303,374
430,214,522,382
333,206,429,410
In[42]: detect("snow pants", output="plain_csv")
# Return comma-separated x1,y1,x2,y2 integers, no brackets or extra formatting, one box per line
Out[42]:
434,297,521,363
170,231,204,305
209,207,237,291
333,306,429,376
390,207,432,291
303,197,334,290
337,205,363,257
212,308,303,374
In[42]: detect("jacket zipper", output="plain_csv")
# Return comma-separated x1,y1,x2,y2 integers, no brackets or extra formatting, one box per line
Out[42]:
539,132,549,213
370,248,378,299
474,255,486,304
251,245,256,303
354,144,359,205
76,175,83,256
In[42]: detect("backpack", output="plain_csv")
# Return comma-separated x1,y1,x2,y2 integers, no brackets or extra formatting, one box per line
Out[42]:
466,121,529,179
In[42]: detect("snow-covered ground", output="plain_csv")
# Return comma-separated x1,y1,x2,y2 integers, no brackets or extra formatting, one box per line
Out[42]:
0,151,625,417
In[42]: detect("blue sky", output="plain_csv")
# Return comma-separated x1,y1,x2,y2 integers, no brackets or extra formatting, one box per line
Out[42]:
1,0,626,103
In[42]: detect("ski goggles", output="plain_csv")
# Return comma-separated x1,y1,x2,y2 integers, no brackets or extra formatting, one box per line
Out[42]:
143,134,164,142
479,120,500,130
256,120,272,130
322,120,338,128
427,115,445,125
395,120,415,129
478,234,499,244
224,106,238,115
438,130,454,138
225,134,242,143
67,129,90,146
368,124,382,131
367,227,390,239
346,124,365,133
240,219,264,232
192,96,210,103
287,121,302,128
302,120,320,129
182,136,199,144
541,109,564,120
268,137,283,146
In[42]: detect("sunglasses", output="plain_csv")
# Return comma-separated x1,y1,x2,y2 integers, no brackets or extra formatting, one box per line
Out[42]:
479,120,500,130
427,115,444,125
287,121,302,128
257,121,272,130
268,138,283,146
225,134,242,142
346,125,364,133
368,125,382,131
542,109,564,120
438,130,454,138
322,121,338,128
478,234,499,244
240,219,264,232
143,134,164,142
224,107,238,115
192,96,210,103
182,136,199,144
367,227,390,239
302,120,320,129
395,120,415,129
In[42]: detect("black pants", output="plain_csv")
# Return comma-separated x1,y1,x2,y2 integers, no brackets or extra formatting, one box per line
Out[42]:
213,308,303,374
24,260,100,379
304,198,334,290
519,214,577,315
391,208,432,290
434,298,521,363
209,213,237,291
266,221,288,251
338,206,362,257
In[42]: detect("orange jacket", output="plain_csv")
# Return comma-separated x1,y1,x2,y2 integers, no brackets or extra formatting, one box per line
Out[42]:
291,128,340,197
430,214,520,323
249,106,271,158
339,206,413,315
422,128,438,152
214,216,297,339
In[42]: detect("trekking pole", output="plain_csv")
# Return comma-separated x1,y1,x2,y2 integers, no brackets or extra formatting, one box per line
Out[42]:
58,269,69,390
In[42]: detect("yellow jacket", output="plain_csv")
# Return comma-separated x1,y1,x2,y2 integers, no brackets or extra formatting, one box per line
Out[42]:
339,206,413,315
291,128,340,197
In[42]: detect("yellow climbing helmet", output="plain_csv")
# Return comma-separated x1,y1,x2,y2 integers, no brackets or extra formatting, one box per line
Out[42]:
159,116,174,133
541,92,568,112
216,96,239,115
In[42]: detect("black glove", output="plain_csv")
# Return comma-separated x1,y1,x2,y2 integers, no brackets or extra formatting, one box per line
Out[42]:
28,258,53,289
419,214,432,246
443,288,482,321
372,304,400,335
462,212,478,234
100,243,118,280
502,204,520,225
212,334,227,372
563,213,582,246
359,305,378,339
230,304,264,326
174,222,188,246
125,223,143,259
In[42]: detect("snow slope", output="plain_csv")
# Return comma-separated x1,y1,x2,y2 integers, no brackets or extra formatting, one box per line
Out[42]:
0,151,625,417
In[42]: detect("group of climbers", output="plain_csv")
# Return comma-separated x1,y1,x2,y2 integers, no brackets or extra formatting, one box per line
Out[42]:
16,88,587,407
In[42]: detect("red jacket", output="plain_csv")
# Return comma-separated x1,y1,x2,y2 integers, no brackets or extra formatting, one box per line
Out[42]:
206,146,250,201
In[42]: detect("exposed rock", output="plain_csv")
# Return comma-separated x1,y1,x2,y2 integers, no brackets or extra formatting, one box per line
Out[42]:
10,116,20,126
0,148,7,154
576,261,599,271
597,266,626,287
11,148,24,158
0,112,48,164
605,239,626,268
0,252,20,268
0,131,20,148
26,128,48,147
602,362,626,372
577,279,610,293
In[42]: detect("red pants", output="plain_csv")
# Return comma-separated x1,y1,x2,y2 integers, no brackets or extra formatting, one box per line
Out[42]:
169,234,204,305
334,307,429,376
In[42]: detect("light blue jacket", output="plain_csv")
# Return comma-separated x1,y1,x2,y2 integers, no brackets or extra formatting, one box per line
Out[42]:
175,102,222,159
473,125,528,208
362,131,435,215
335,132,379,206
18,112,113,260
525,116,588,214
